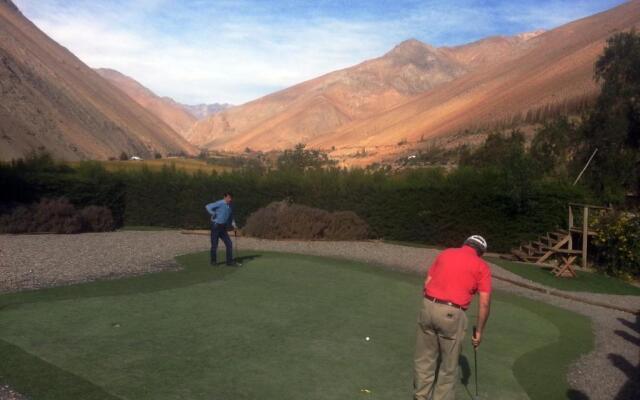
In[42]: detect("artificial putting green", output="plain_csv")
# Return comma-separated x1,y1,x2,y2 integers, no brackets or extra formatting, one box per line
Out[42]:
0,251,593,400
489,257,640,295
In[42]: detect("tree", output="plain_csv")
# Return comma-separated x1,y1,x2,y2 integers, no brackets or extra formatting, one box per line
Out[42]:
277,143,336,171
459,130,539,210
530,117,579,178
119,151,128,161
459,130,529,170
577,30,640,200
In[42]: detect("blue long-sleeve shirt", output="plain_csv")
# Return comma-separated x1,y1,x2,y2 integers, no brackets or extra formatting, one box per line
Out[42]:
205,200,234,225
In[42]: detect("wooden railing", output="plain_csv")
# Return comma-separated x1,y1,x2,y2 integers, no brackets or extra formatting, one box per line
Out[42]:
567,203,612,268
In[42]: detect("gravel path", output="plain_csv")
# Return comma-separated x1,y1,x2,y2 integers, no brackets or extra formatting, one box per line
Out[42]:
0,385,26,400
0,231,638,399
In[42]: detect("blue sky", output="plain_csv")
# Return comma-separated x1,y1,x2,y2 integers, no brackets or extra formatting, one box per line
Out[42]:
15,0,626,105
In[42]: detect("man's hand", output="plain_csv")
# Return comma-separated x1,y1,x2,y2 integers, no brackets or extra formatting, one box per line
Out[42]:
232,221,238,230
474,291,491,349
471,329,482,348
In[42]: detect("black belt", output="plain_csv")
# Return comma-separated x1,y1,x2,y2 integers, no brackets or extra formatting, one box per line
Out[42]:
425,295,465,310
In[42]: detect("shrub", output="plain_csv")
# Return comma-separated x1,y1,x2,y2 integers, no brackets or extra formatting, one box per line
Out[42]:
592,211,640,279
243,201,370,240
80,205,115,232
31,198,83,234
0,198,114,234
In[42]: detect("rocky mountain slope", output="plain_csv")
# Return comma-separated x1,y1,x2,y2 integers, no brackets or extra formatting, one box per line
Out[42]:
0,0,196,161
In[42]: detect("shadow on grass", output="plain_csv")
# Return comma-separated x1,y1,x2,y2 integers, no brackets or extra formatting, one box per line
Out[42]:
567,389,590,399
611,315,640,400
0,251,262,400
0,339,119,400
459,354,475,400
0,251,261,312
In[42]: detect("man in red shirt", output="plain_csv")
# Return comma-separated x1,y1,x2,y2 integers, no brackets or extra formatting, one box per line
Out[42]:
414,235,491,400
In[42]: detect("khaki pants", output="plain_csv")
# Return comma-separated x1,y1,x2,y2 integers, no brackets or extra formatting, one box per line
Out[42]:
414,298,468,400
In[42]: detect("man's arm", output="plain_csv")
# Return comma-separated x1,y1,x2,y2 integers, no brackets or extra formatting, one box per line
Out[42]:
205,200,221,216
472,291,491,348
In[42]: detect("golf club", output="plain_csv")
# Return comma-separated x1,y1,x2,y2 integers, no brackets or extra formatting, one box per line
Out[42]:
234,228,241,264
473,326,479,400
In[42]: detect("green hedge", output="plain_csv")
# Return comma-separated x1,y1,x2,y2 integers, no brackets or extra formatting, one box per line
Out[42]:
0,161,125,226
121,166,583,252
1,162,584,252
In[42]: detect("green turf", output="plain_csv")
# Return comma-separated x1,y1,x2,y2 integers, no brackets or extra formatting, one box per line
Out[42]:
489,257,640,295
0,251,593,400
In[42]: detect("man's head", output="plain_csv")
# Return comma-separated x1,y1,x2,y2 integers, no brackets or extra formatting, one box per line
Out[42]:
223,192,233,204
464,235,488,256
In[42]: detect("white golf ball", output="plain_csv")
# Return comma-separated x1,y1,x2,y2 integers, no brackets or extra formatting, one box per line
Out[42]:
365,336,370,341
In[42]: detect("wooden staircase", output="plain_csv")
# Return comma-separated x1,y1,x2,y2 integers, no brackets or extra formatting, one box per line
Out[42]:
510,203,611,277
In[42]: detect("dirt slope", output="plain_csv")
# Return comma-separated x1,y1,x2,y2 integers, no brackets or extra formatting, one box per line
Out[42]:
186,39,478,150
190,1,639,166
188,31,541,153
96,68,197,137
0,0,197,161
310,0,640,164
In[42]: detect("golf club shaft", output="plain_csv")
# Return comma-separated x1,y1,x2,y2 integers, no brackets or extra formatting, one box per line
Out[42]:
473,326,478,397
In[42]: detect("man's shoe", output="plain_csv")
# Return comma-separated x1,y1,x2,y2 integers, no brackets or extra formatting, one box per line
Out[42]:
210,261,218,266
226,261,242,267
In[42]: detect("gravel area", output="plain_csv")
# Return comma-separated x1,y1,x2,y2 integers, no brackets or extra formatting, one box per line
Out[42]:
0,385,26,400
0,230,638,399
0,231,209,293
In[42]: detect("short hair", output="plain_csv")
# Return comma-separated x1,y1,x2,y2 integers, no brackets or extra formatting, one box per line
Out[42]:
223,191,233,198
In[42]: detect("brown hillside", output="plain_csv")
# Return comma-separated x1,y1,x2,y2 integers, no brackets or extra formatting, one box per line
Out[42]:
191,1,639,165
189,30,541,153
96,68,197,136
0,0,197,161
309,0,640,165
187,39,477,150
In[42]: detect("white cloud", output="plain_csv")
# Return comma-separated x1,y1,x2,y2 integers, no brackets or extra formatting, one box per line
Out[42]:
12,0,625,104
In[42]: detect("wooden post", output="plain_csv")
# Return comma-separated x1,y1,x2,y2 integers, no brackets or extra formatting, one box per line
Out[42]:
582,206,589,269
568,205,574,230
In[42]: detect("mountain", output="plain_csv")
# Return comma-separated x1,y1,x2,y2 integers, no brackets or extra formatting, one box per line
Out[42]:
179,103,233,119
185,38,477,149
0,0,197,161
309,0,640,165
190,1,639,165
187,30,540,152
96,68,197,136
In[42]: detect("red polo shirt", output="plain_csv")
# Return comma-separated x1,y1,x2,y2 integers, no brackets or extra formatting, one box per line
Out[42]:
424,245,492,309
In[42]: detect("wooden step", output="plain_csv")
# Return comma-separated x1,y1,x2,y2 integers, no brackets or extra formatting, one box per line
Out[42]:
550,230,569,239
511,249,539,262
532,241,552,250
522,244,546,256
540,234,560,244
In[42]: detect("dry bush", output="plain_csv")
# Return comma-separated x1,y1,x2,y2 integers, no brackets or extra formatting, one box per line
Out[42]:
244,201,369,240
325,211,370,240
32,198,83,233
0,206,32,233
80,206,115,232
0,198,114,234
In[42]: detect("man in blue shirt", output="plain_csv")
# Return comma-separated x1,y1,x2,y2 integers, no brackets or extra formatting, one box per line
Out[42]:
205,192,240,266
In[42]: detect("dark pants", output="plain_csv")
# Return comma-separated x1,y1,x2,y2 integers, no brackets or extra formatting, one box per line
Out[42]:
210,222,233,264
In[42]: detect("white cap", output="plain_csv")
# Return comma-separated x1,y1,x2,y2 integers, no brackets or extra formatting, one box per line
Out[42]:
465,235,488,252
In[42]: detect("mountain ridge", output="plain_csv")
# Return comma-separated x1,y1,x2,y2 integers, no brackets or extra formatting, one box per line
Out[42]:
0,0,197,160
190,0,639,166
